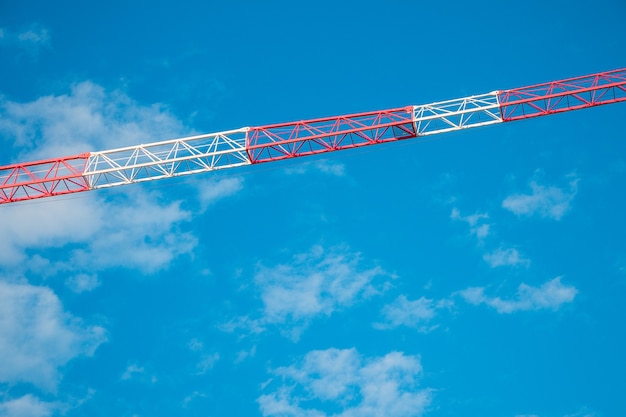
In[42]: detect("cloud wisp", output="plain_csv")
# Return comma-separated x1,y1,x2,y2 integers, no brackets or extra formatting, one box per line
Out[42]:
187,338,220,374
258,348,432,417
375,295,452,333
0,24,51,57
450,207,491,243
458,277,578,313
502,175,579,220
120,363,158,385
482,247,530,268
283,159,346,177
196,177,244,211
451,206,530,270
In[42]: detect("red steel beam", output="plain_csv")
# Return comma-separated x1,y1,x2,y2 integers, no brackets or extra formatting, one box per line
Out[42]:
498,68,626,121
0,154,91,204
246,107,416,163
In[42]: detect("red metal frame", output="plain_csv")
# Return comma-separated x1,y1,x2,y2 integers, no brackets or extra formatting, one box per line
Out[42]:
0,154,91,204
246,107,416,163
498,68,626,121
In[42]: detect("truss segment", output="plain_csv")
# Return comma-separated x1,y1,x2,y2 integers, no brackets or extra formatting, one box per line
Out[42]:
413,92,503,135
498,68,626,121
246,107,417,163
0,154,90,204
84,128,250,189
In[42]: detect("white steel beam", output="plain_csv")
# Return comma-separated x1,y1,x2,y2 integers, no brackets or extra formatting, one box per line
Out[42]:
413,92,503,135
84,128,251,189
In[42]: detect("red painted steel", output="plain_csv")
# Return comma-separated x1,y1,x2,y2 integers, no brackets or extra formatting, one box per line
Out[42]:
498,68,626,121
247,107,416,163
0,154,91,204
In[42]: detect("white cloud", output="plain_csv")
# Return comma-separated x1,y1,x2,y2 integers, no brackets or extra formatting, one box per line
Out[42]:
0,81,186,160
0,197,101,266
121,364,145,380
483,247,530,268
450,207,491,242
502,176,579,220
187,338,220,374
196,353,220,374
259,348,432,417
375,295,447,332
17,27,50,45
459,277,577,313
0,394,56,417
0,281,106,390
235,345,257,363
182,391,207,408
196,177,244,210
121,363,157,383
284,160,346,176
314,160,345,176
0,189,197,274
219,315,267,336
252,245,389,339
188,338,204,352
65,273,101,293
70,190,197,274
0,24,50,53
0,82,241,275
451,207,534,268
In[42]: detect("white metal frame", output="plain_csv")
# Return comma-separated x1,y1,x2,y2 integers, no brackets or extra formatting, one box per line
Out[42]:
413,92,503,135
84,128,251,189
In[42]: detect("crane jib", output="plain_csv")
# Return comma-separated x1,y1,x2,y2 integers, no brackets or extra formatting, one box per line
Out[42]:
1,68,625,204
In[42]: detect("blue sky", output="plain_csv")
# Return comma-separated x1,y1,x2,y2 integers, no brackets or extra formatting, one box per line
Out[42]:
0,1,625,416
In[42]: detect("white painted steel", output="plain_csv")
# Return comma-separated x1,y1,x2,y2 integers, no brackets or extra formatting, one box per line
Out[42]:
413,92,503,135
84,128,251,189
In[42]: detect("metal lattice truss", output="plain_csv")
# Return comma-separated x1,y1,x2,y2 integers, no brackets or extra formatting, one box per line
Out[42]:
1,68,624,204
498,68,626,121
247,108,416,163
84,129,250,189
413,92,502,135
0,155,90,203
